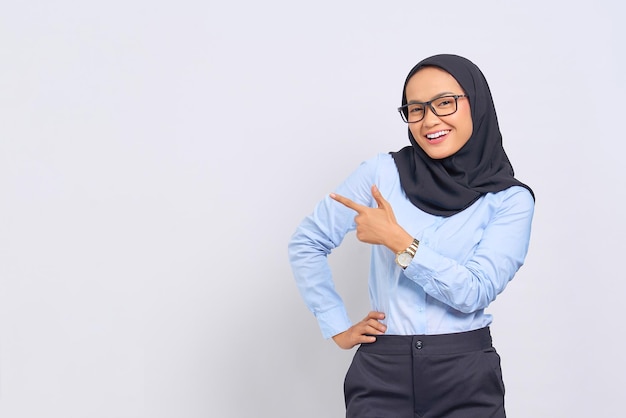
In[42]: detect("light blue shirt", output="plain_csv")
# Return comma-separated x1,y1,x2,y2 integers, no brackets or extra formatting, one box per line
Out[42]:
288,153,534,339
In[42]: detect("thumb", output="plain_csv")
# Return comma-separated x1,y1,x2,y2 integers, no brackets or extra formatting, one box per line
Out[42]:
371,185,389,209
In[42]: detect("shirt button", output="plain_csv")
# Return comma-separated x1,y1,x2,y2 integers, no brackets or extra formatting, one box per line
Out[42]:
415,340,423,350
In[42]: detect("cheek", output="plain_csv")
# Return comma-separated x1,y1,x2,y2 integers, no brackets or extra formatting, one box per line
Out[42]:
408,124,422,141
460,120,473,143
456,109,473,143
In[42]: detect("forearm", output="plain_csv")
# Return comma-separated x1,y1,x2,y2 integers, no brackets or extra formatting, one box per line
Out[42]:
401,187,534,313
403,244,517,313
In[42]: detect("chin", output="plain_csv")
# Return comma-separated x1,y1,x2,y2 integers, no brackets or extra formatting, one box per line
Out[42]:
424,149,453,160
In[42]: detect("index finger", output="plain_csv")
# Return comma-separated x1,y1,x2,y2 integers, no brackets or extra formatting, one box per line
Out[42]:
329,192,367,213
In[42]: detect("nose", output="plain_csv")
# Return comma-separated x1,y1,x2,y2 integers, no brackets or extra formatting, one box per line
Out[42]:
422,105,441,127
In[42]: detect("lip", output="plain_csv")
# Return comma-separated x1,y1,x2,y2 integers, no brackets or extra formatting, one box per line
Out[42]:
424,129,450,145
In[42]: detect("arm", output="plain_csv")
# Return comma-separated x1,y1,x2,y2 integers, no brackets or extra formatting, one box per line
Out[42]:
287,201,354,339
331,186,535,314
405,187,535,313
287,156,387,340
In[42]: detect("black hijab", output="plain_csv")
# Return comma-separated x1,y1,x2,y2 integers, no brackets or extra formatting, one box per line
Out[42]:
391,54,534,217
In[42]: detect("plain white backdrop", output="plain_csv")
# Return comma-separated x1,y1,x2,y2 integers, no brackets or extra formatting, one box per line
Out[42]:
0,1,624,417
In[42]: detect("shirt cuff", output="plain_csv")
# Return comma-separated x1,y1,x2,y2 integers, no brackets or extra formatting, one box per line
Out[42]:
405,243,444,283
316,305,353,339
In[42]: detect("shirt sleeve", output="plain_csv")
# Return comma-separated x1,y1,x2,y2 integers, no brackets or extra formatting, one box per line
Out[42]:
403,187,535,313
287,156,379,339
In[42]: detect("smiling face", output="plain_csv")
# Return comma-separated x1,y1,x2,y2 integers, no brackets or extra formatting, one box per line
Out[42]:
404,66,473,159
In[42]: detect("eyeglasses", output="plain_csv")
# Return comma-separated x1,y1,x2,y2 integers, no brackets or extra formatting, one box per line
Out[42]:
397,94,468,123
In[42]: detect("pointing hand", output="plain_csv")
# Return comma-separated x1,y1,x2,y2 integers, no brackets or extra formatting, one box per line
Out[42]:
330,185,412,253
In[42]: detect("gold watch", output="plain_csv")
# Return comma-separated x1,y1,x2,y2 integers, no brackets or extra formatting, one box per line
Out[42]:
395,239,420,269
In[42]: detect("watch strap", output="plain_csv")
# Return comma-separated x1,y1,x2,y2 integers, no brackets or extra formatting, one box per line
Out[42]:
404,238,420,257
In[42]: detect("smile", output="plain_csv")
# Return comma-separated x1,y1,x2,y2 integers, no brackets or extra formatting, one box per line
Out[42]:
426,130,450,140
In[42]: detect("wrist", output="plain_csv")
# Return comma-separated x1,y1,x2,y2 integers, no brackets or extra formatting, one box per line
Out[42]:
387,226,414,254
394,238,420,269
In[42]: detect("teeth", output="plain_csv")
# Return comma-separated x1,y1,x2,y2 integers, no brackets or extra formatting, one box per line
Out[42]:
426,130,450,139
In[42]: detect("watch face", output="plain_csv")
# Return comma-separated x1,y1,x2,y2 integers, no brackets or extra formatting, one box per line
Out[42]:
397,252,413,267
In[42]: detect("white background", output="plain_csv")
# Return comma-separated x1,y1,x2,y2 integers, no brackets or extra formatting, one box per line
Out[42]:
1,1,624,417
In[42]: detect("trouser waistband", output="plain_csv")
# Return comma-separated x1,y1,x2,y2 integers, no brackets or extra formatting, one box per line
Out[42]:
359,326,493,355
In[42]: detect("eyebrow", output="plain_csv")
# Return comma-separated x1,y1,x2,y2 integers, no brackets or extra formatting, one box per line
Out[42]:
406,91,457,104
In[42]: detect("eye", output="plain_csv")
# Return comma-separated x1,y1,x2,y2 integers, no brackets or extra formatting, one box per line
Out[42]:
408,104,425,113
435,98,454,108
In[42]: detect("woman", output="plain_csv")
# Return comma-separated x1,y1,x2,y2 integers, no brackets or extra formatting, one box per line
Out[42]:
288,54,534,417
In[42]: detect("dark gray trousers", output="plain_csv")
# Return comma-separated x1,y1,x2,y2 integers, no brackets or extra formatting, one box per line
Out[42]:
344,327,506,418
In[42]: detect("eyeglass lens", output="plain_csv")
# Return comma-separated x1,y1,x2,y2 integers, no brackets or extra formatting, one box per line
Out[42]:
403,96,459,123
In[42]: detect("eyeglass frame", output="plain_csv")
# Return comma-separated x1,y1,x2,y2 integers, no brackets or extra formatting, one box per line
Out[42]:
397,94,468,123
